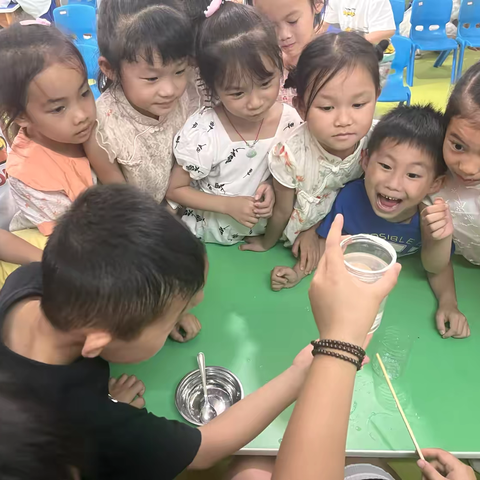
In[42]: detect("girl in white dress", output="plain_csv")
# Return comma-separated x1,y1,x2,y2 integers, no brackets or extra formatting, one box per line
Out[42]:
167,1,301,244
242,33,384,291
422,62,480,269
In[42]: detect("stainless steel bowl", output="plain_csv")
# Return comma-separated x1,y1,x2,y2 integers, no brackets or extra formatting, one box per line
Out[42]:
175,366,244,426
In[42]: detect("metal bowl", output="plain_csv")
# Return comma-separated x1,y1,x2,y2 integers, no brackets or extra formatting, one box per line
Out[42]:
175,366,244,426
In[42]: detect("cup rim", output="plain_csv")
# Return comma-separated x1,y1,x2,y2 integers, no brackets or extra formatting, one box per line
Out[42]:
340,234,397,275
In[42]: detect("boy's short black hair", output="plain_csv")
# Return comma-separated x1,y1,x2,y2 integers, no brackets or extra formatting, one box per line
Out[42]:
41,184,206,341
368,104,447,177
0,375,81,480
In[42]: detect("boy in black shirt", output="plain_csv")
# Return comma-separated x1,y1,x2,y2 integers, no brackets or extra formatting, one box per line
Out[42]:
0,184,313,480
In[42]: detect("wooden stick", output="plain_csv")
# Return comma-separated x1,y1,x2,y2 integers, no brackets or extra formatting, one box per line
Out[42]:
375,353,425,461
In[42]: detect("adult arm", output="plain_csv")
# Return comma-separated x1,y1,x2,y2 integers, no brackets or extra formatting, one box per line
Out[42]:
272,214,401,480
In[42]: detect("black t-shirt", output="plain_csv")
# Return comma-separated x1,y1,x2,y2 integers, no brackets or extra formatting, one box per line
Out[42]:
0,263,201,480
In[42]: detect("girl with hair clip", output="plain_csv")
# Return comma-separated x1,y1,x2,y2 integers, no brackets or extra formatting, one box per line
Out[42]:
85,0,203,204
167,0,302,245
242,33,386,292
0,23,96,237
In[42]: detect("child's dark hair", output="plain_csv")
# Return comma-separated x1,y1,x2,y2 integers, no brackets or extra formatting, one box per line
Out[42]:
368,104,447,177
0,24,86,145
444,61,480,127
286,32,385,112
195,2,282,94
0,375,82,480
41,184,206,341
97,0,193,92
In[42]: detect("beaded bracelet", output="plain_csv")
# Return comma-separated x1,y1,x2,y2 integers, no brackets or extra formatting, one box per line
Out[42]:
311,339,366,358
312,347,362,371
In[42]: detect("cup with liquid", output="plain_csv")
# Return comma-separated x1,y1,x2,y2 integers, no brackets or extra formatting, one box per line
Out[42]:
340,234,397,333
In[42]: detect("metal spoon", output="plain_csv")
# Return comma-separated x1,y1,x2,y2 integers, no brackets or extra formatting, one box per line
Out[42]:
197,352,217,424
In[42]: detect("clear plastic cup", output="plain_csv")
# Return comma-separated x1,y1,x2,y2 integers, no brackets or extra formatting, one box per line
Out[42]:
340,234,397,333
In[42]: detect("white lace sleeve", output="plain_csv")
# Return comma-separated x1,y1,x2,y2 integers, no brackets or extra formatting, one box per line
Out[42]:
8,177,72,236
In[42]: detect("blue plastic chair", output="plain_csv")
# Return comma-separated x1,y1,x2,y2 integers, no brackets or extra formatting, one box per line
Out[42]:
390,0,406,34
408,0,458,85
76,43,100,99
53,5,97,45
378,36,412,104
67,0,97,7
435,0,480,79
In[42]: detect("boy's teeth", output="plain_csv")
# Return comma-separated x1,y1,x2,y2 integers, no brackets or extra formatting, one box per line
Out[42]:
382,194,399,200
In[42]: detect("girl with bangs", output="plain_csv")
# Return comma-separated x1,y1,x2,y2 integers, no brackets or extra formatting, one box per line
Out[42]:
167,1,301,245
85,0,201,203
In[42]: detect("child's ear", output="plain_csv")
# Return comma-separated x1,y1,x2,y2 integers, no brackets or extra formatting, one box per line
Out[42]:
361,150,370,172
429,174,447,195
292,96,307,121
313,0,324,14
98,56,115,81
82,331,113,358
15,113,31,129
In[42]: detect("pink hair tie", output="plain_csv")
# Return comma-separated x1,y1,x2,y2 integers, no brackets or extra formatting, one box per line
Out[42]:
19,18,51,26
204,0,223,18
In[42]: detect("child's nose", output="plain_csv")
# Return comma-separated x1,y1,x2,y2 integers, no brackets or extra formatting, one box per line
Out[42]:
458,161,479,177
247,93,263,111
158,80,176,98
334,109,353,127
278,23,292,42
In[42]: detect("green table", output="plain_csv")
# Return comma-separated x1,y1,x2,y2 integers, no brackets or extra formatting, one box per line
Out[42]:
110,245,480,458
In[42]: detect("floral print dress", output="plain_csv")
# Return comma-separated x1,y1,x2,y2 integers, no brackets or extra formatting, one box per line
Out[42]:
268,122,375,246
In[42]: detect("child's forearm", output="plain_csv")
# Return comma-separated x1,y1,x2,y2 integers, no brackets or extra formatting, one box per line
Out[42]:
0,230,43,265
427,263,458,307
167,186,230,215
422,236,452,274
190,365,307,470
262,207,292,249
273,356,356,480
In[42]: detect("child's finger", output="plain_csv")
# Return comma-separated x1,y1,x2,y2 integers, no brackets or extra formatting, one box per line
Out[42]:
169,327,185,343
425,211,449,224
114,374,129,387
130,396,146,409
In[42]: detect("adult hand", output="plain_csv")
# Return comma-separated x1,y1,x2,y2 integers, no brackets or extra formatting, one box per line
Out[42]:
109,374,146,409
308,214,401,346
418,449,476,480
421,198,454,240
226,196,258,229
253,183,275,218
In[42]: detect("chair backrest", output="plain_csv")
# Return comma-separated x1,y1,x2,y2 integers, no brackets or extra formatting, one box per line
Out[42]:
53,5,96,44
458,0,480,40
410,0,453,41
76,43,100,99
68,0,96,6
390,35,413,72
390,0,406,33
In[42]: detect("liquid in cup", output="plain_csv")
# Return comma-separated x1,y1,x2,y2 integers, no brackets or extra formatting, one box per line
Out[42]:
340,235,397,333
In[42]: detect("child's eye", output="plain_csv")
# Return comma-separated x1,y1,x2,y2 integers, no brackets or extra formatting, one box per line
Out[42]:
176,68,186,76
143,77,158,82
50,106,66,114
288,19,299,25
319,106,333,112
353,103,366,109
407,173,421,179
230,92,244,98
452,142,465,152
81,89,91,98
261,79,272,88
379,162,391,170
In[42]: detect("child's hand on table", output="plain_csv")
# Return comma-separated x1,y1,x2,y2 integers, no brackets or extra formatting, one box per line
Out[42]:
435,305,470,339
108,374,146,409
253,183,275,219
421,198,454,240
170,313,202,343
225,196,259,229
292,228,321,275
270,266,302,291
417,449,476,480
